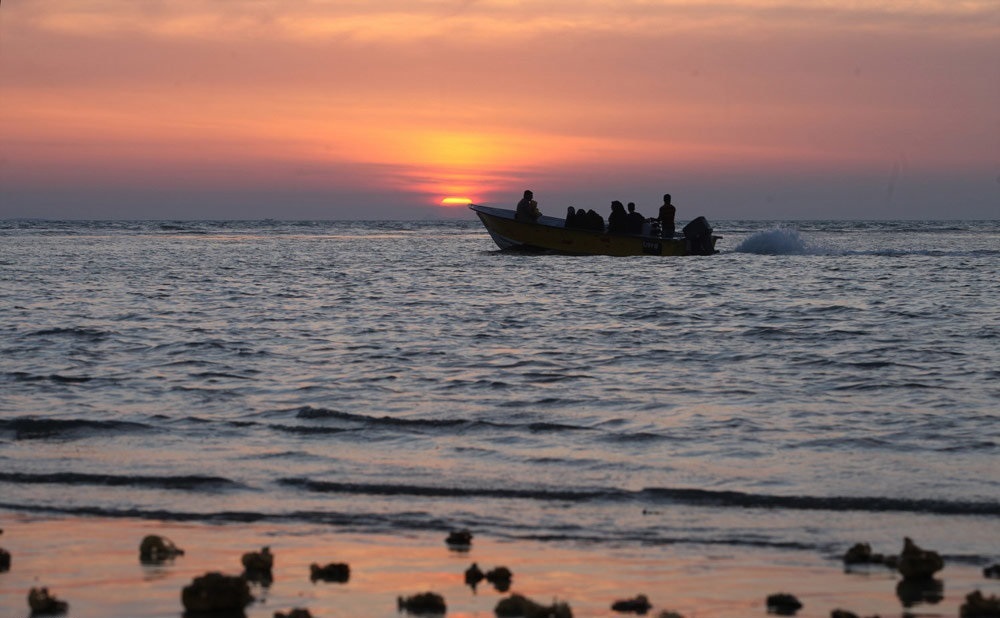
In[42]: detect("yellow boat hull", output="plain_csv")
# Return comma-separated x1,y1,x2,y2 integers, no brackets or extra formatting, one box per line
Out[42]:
469,204,718,257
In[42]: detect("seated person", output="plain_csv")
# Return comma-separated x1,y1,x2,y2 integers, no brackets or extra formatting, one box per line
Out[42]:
607,200,628,233
565,206,578,228
515,190,541,222
626,202,645,234
587,209,605,231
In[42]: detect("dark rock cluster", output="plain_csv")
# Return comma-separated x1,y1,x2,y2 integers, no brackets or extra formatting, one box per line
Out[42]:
495,593,572,618
445,529,473,549
464,562,484,587
485,566,513,592
842,542,895,568
830,610,881,618
310,562,350,583
897,537,944,581
241,546,274,573
0,528,9,573
181,572,254,613
766,592,803,615
139,534,185,563
241,546,274,585
611,593,652,614
960,590,1000,618
28,587,69,616
397,591,447,615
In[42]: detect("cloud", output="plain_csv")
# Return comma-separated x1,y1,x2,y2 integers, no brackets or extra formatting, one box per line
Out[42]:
2,0,998,218
25,1,1000,37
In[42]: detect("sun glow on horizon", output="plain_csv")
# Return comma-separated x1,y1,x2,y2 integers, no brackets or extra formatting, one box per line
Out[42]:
440,196,473,206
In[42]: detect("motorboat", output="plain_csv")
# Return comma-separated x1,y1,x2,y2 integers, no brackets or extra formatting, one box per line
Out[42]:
469,204,720,256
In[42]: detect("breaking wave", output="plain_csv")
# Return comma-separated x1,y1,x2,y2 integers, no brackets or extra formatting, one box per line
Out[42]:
0,471,241,490
278,478,1000,516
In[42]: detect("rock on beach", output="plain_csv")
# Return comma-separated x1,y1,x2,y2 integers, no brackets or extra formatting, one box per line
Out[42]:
766,592,803,615
28,587,69,615
310,562,350,583
398,591,447,615
611,594,652,614
960,590,1000,618
181,572,254,613
139,534,185,563
897,537,944,581
495,593,573,618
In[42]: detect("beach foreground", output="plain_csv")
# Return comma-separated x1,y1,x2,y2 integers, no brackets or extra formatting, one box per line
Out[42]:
1,513,996,618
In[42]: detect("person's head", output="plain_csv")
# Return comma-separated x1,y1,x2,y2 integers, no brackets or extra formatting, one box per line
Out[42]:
524,190,533,199
663,194,671,204
627,202,636,212
567,206,575,215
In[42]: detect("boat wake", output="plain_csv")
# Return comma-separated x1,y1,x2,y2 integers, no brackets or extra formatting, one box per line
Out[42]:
732,227,1000,257
733,227,818,255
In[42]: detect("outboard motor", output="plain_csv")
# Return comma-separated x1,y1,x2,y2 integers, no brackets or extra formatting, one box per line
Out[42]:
683,216,716,255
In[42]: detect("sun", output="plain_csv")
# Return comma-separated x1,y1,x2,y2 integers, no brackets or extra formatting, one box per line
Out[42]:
440,197,473,207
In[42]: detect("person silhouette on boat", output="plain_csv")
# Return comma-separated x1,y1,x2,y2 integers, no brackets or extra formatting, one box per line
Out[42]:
586,209,605,231
565,206,578,228
658,194,676,238
515,190,541,222
626,202,646,234
607,200,628,233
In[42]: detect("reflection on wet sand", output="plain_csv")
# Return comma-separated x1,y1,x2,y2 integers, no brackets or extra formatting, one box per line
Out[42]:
1,516,998,618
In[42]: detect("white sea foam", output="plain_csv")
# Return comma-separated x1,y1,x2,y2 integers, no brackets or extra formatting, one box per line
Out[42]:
733,227,818,255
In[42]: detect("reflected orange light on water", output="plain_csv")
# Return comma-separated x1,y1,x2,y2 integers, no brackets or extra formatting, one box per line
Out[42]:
5,515,982,618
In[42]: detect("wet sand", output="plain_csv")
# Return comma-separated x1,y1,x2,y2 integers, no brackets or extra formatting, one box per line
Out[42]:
0,513,996,617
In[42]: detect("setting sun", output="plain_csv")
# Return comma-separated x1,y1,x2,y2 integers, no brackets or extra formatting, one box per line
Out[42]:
440,197,473,207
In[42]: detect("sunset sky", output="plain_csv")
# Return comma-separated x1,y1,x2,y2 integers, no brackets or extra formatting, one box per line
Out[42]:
1,1,998,220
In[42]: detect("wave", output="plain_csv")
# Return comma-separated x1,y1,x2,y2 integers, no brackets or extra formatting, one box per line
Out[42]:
293,406,590,432
0,417,152,440
0,471,241,490
279,478,604,501
0,502,271,524
5,372,98,384
158,223,208,234
641,487,1000,516
295,406,465,428
0,503,818,553
278,478,1000,516
25,327,113,340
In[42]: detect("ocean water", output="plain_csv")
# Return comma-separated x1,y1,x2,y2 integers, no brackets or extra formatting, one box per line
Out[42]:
1,218,998,567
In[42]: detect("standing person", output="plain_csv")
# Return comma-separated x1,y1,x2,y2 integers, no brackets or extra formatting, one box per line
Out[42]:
658,194,676,238
515,190,541,222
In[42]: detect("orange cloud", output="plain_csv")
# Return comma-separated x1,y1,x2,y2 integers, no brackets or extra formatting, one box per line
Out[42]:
3,0,998,218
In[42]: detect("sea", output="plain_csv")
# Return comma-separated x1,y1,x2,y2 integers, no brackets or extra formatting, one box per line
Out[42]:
1,218,998,572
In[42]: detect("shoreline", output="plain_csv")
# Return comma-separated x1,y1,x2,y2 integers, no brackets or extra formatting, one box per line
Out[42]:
2,512,997,617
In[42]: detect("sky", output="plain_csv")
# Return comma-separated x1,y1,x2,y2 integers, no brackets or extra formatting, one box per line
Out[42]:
1,0,998,220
